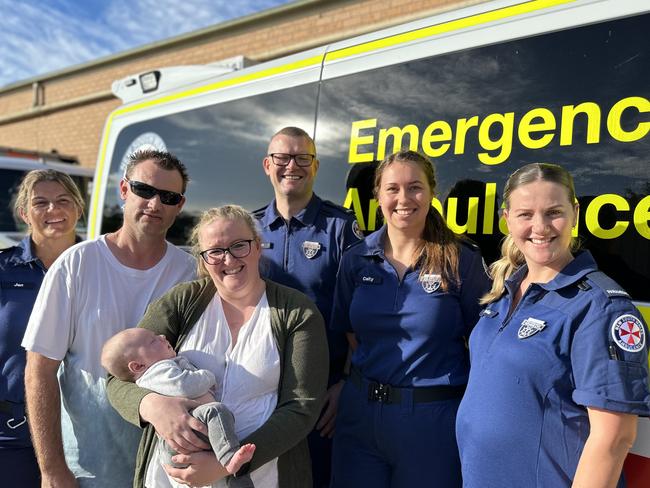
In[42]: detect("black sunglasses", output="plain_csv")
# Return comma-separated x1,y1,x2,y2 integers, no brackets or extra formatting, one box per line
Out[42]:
124,178,184,206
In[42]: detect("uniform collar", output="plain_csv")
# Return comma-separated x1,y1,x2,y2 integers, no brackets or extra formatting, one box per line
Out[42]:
6,234,82,268
360,225,387,258
263,194,322,228
6,235,39,266
506,250,598,293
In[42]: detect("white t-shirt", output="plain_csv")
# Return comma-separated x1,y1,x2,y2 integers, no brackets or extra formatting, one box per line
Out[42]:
22,235,196,488
145,292,281,488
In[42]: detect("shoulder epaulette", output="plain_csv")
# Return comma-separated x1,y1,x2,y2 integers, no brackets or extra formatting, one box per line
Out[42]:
345,238,367,253
458,236,480,252
321,199,354,217
251,204,270,219
584,270,630,299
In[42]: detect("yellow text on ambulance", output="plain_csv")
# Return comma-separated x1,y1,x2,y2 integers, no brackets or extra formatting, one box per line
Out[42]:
344,184,650,240
348,96,649,165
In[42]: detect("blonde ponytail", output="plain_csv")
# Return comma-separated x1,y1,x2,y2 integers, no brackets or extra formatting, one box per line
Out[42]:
480,234,525,305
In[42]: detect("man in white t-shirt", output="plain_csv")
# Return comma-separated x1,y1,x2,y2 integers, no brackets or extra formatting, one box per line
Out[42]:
22,149,197,488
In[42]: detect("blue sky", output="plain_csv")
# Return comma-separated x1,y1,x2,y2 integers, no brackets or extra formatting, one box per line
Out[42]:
0,0,292,88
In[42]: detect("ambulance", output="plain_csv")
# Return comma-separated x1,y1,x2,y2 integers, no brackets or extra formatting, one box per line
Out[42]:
90,0,650,482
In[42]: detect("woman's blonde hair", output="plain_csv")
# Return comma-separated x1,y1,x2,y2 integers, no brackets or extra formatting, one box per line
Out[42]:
13,169,85,223
189,205,260,278
374,150,460,291
481,163,579,304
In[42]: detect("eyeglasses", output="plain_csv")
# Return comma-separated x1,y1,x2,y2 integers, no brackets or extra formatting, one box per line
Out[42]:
199,239,254,265
268,153,315,167
124,178,184,206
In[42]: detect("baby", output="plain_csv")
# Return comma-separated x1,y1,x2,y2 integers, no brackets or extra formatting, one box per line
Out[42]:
101,328,255,488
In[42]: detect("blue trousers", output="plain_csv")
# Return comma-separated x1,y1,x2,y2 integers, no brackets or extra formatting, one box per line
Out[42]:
331,379,462,488
1,405,40,487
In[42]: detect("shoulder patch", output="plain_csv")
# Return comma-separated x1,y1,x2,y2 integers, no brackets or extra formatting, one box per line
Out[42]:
611,314,645,353
585,271,630,299
351,220,365,240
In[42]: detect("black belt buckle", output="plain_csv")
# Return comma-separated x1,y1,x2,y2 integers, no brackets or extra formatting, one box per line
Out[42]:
368,381,391,403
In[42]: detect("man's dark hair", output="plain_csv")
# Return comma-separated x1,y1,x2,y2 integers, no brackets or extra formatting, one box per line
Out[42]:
125,149,189,193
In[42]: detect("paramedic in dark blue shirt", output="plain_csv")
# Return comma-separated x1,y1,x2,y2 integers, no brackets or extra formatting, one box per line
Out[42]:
456,163,650,488
0,170,84,487
329,150,489,488
254,126,361,487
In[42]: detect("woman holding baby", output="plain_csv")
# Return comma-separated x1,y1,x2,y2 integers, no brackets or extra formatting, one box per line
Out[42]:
106,205,329,488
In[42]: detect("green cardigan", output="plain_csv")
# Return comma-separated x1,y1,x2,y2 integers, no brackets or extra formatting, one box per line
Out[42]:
106,277,329,488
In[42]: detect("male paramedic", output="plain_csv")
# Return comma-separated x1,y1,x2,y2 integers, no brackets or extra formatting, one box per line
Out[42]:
254,126,362,487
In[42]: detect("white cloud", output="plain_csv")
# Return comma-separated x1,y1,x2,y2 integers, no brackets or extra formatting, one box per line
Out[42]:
0,0,290,88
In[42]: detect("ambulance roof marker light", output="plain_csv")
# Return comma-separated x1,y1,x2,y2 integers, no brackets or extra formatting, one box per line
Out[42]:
111,55,255,104
139,71,160,93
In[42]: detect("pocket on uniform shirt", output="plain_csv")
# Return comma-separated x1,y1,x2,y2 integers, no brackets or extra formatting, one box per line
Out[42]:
606,359,648,401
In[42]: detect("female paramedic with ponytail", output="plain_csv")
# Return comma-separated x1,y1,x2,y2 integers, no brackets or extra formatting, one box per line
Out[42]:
329,150,489,487
456,163,650,488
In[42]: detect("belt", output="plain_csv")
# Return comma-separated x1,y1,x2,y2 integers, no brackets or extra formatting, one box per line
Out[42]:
0,400,11,414
0,400,28,430
348,367,466,404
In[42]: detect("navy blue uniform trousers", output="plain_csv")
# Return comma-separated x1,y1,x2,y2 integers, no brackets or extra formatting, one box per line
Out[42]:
331,379,462,488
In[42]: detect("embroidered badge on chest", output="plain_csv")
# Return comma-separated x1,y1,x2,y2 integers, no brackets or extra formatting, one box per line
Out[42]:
302,241,321,259
518,317,547,339
611,314,645,353
420,274,441,294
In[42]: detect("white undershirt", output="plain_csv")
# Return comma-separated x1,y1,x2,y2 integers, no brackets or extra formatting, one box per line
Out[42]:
145,292,280,488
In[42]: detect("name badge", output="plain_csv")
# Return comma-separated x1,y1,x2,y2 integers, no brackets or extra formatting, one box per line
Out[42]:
518,317,547,339
480,308,498,318
357,275,382,285
1,281,36,290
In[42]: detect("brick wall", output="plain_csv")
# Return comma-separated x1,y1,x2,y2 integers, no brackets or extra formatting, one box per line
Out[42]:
0,0,484,167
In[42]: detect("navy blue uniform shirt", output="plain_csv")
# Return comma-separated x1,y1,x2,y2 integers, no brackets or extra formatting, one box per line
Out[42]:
330,225,489,387
255,194,361,380
456,250,650,488
0,236,46,405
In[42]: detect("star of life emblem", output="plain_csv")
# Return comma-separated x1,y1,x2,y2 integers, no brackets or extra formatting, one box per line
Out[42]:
518,317,547,339
302,241,321,259
420,274,441,294
611,314,645,353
